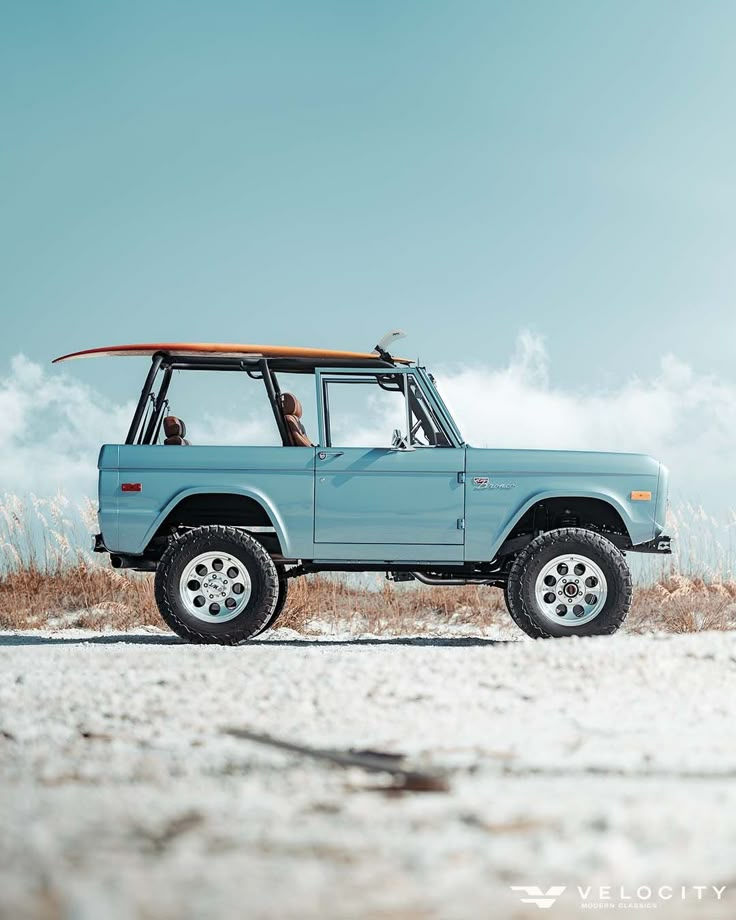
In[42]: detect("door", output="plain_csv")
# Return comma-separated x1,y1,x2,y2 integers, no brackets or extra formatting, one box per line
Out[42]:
314,369,466,549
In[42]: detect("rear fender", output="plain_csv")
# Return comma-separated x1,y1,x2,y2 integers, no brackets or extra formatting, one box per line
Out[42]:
139,487,290,556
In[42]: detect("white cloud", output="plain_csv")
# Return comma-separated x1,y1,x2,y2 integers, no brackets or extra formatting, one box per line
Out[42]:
1,338,734,510
0,355,134,498
436,332,736,507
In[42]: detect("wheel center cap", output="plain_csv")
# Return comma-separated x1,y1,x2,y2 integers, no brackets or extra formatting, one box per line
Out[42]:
564,583,578,597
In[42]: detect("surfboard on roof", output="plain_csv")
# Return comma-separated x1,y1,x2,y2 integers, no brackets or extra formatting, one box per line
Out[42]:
52,342,410,364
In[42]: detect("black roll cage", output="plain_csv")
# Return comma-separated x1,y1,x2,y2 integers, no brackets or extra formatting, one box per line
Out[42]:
125,351,398,446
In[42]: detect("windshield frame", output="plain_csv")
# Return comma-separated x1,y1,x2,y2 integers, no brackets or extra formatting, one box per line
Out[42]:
415,367,465,446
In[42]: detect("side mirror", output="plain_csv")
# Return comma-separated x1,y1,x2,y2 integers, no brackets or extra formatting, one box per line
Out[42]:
390,429,414,451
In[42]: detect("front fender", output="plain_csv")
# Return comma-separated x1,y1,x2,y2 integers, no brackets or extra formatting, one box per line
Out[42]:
490,488,642,559
466,486,658,563
463,447,661,562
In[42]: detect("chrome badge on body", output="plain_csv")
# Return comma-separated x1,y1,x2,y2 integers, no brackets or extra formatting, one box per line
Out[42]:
472,477,515,490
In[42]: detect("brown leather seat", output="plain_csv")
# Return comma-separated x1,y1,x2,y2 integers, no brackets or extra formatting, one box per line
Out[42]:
163,416,190,445
281,393,312,447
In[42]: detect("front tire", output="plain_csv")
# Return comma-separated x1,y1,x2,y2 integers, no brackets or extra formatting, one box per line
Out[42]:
154,526,279,644
505,528,632,638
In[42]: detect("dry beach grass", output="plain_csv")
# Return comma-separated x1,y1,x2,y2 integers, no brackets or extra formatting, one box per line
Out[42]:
2,564,736,636
2,492,736,635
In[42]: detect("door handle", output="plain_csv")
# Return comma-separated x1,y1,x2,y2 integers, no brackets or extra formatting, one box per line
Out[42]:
318,450,344,460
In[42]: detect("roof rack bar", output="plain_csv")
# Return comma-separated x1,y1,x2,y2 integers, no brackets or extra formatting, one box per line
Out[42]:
155,353,395,373
160,354,263,371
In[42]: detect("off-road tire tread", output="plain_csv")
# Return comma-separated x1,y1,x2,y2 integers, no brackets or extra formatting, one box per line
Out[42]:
252,565,289,637
505,527,632,639
155,526,279,644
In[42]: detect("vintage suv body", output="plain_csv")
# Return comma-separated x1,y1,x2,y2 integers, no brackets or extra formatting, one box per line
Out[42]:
54,337,671,643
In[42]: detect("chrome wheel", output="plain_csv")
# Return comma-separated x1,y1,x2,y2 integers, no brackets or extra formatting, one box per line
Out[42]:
179,551,251,623
534,553,607,627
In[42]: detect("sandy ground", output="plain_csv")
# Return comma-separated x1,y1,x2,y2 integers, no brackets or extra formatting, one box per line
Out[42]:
1,627,736,920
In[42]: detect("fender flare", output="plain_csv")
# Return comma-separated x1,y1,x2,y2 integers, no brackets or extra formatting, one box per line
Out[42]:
489,489,635,559
139,486,291,556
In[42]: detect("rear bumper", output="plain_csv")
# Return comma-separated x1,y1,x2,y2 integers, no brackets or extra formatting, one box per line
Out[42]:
92,533,107,553
631,534,672,554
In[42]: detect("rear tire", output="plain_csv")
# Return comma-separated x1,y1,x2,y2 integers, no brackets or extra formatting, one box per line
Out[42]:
505,528,632,638
252,565,289,636
154,526,279,644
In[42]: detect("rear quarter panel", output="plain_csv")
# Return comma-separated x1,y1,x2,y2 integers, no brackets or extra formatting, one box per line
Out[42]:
98,445,120,548
99,445,315,557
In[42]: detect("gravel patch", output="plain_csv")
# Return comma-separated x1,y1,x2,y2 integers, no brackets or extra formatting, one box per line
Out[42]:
2,628,736,918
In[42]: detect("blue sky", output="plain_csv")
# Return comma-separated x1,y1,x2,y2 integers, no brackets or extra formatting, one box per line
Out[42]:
1,1,736,513
3,1,736,388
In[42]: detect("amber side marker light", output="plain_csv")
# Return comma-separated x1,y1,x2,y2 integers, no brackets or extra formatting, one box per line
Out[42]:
631,490,652,501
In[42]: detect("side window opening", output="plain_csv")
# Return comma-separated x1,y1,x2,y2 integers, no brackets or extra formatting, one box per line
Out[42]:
323,375,406,448
322,373,451,448
143,369,315,447
159,370,281,446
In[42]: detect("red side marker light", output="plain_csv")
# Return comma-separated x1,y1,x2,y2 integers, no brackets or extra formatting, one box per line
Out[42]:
121,483,142,492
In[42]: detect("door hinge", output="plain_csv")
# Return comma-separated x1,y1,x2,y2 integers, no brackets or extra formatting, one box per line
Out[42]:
457,518,465,531
457,472,465,484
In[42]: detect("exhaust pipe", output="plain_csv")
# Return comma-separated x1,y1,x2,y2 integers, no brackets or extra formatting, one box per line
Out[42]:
110,554,157,572
411,571,494,586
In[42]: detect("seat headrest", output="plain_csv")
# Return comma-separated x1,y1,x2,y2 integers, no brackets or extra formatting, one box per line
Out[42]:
163,416,186,438
281,393,302,418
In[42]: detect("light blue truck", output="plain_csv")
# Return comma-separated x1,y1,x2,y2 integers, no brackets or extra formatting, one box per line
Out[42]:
54,335,671,643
